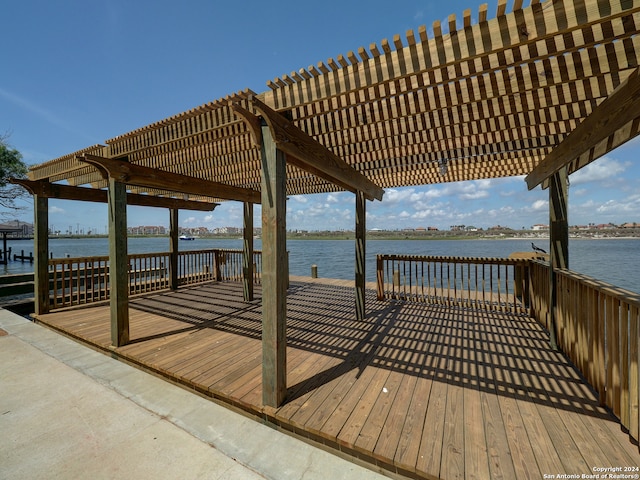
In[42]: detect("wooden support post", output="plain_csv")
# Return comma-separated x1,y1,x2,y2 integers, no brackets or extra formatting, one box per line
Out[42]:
34,195,49,315
243,201,254,301
1,232,7,265
108,178,129,347
549,167,569,350
260,119,288,408
169,208,179,290
355,191,366,321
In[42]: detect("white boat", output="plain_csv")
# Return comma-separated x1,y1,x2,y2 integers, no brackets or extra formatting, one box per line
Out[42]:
179,235,195,241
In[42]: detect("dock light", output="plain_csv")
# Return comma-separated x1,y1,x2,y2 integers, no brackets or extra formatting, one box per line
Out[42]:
439,158,449,176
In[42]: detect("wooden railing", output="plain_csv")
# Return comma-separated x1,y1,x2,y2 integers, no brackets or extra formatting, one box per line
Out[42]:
528,260,551,330
530,267,640,447
49,256,110,309
376,254,532,315
177,249,216,286
177,249,262,286
48,249,262,309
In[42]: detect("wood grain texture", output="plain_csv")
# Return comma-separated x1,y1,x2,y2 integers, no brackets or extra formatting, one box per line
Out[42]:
23,1,640,201
34,278,640,479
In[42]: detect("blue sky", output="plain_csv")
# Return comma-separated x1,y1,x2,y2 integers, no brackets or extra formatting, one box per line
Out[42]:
2,0,639,233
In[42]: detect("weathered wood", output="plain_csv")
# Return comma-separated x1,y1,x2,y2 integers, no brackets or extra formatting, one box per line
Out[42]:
355,191,366,321
79,154,261,204
527,68,640,189
108,178,129,346
33,195,49,315
34,279,640,478
630,304,639,447
549,167,568,350
169,209,179,290
24,1,640,202
260,120,287,407
229,102,262,147
243,202,254,302
10,178,217,211
377,254,531,314
250,97,384,201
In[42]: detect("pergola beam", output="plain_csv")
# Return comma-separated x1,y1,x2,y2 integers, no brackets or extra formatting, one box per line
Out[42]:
78,154,261,204
232,98,384,202
10,178,219,212
526,67,640,190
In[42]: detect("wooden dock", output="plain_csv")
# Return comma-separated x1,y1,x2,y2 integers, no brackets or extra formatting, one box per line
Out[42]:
34,278,639,479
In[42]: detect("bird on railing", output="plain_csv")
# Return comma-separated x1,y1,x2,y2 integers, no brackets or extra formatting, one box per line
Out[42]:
531,242,547,254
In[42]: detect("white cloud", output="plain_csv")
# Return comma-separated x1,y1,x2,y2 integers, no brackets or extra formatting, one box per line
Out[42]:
384,188,417,203
459,189,489,200
570,157,627,185
595,194,640,214
325,193,340,203
183,216,196,225
530,199,547,211
50,206,65,214
290,195,308,203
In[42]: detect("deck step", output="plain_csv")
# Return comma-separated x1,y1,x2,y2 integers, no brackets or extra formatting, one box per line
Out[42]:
0,281,35,296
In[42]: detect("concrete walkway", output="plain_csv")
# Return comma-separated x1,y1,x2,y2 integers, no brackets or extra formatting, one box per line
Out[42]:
0,310,390,480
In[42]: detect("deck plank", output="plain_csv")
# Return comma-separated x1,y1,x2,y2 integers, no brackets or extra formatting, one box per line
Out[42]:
415,313,450,478
34,279,640,480
440,310,465,480
476,312,518,479
461,312,491,480
484,311,541,480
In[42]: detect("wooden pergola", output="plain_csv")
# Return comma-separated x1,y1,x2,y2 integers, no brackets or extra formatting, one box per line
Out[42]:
16,0,640,407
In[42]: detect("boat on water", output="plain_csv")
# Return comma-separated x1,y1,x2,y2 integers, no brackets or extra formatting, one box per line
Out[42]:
179,235,195,241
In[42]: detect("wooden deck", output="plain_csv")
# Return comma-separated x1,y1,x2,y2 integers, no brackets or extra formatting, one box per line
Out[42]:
34,277,639,479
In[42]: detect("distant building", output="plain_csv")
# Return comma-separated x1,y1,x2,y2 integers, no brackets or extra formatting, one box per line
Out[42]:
0,220,33,237
213,226,241,235
128,225,166,235
531,224,548,231
179,226,210,236
621,222,639,228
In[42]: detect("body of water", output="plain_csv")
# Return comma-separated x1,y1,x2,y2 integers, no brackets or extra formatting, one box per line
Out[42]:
2,236,639,293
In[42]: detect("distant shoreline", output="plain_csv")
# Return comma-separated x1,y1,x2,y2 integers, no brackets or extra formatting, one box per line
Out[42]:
21,227,640,242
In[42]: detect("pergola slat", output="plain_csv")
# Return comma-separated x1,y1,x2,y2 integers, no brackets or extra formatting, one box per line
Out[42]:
25,0,640,206
527,67,640,189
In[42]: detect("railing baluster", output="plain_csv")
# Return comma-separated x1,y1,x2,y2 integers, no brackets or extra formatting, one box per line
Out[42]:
47,249,262,308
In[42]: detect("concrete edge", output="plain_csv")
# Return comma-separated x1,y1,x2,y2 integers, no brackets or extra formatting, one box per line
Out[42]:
0,309,393,480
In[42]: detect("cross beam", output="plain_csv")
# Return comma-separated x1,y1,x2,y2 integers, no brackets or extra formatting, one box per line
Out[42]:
232,98,384,201
526,67,640,190
10,178,218,211
78,154,262,204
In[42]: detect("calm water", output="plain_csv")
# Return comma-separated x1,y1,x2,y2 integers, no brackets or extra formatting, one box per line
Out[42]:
2,237,639,293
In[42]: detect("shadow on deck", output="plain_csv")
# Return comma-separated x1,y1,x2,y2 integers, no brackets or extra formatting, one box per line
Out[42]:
35,279,640,479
